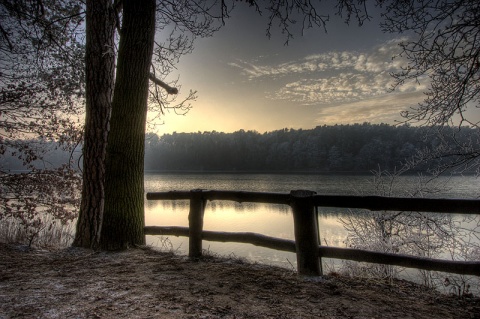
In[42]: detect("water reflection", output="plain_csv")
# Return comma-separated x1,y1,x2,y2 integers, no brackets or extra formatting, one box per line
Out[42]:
145,198,350,268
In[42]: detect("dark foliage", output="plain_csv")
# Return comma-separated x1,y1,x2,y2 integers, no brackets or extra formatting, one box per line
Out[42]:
145,123,479,173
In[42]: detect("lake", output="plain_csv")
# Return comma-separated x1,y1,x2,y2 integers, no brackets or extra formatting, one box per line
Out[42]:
144,173,479,272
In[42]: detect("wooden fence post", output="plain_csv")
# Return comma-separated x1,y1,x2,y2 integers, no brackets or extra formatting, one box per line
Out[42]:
188,189,206,258
290,190,322,276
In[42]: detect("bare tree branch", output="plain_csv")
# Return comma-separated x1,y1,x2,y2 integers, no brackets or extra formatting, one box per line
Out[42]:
149,72,178,94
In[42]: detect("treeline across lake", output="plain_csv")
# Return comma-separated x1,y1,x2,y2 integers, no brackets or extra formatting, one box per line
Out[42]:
2,123,476,173
145,123,478,173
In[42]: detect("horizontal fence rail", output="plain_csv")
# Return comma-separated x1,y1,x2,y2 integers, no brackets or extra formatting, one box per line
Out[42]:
145,189,480,277
147,190,480,214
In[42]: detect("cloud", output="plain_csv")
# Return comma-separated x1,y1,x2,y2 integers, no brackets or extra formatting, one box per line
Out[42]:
228,38,424,105
314,91,427,125
229,39,406,80
269,71,395,105
228,37,430,124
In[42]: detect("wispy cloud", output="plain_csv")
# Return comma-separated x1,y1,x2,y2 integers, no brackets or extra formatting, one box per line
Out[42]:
267,71,394,105
228,38,427,124
314,91,427,125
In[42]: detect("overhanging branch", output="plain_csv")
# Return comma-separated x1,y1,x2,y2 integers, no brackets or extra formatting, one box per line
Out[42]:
149,72,178,94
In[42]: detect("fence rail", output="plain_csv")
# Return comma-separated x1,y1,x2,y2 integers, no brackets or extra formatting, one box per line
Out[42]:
145,189,480,277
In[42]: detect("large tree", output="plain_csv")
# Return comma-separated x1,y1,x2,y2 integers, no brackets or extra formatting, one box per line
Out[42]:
99,0,156,250
74,0,225,249
72,0,116,248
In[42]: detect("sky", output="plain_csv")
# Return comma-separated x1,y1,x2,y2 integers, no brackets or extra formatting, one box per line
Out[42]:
154,3,430,135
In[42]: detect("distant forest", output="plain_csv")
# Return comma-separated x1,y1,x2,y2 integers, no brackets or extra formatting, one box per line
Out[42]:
2,123,476,173
145,123,477,173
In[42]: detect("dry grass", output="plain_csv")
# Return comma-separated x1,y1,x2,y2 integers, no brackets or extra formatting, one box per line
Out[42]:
0,216,75,248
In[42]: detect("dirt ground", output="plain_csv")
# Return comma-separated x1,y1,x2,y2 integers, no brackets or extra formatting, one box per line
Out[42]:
0,242,479,319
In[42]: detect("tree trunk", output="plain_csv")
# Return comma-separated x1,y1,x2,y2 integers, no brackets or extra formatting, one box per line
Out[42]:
100,0,156,250
73,0,115,249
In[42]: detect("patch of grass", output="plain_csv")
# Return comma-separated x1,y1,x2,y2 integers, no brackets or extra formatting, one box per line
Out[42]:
150,235,183,255
0,215,75,248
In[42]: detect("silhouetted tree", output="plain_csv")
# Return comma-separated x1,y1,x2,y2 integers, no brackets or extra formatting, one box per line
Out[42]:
74,0,222,249
73,0,116,249
99,0,156,249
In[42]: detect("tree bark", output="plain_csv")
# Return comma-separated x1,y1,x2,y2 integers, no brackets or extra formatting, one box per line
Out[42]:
100,0,156,250
73,0,115,249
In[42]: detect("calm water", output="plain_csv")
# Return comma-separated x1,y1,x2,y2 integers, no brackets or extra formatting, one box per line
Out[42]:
144,173,479,271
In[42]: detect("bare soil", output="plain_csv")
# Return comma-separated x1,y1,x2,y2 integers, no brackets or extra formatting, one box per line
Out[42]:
1,242,479,319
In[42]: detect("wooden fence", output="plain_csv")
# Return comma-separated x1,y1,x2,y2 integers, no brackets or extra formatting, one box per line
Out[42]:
145,189,480,277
